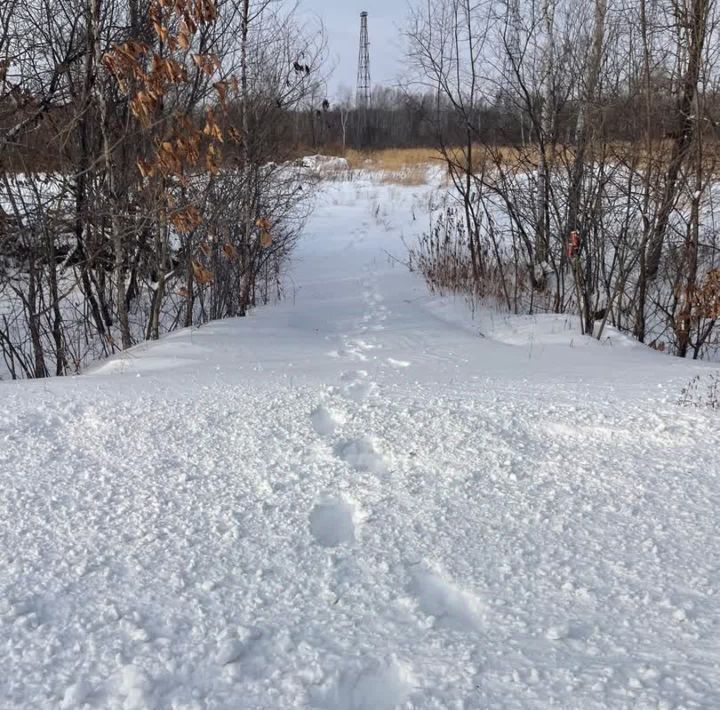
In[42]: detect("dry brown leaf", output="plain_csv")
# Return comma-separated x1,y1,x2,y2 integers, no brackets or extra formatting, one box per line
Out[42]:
202,109,223,142
222,243,238,260
170,205,202,233
206,144,221,174
213,80,227,106
137,159,155,177
192,260,214,284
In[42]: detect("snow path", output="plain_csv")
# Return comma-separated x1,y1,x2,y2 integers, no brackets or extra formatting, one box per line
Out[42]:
2,177,720,709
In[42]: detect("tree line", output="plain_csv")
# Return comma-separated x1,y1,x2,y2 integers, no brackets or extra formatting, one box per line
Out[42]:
4,0,720,377
401,0,720,359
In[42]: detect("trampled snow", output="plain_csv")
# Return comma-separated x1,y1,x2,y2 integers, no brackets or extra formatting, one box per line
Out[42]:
1,172,720,708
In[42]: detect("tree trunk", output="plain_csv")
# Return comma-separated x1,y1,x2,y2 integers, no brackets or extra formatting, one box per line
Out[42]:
644,0,709,283
91,0,132,349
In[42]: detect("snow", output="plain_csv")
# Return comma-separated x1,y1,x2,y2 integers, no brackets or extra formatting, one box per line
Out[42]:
301,155,350,173
2,172,720,708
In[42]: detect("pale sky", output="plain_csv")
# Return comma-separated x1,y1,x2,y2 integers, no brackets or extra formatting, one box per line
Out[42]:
299,0,409,100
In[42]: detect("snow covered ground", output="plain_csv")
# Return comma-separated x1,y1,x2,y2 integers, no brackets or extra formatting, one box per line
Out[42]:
2,172,720,709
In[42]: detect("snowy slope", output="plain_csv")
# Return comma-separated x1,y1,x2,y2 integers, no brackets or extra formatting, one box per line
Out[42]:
1,174,720,709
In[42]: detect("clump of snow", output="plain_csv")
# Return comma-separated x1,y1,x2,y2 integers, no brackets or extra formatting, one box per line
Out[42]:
301,154,350,173
545,623,570,641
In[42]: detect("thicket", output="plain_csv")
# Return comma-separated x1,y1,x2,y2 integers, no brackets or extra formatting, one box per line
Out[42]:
404,0,720,359
0,0,324,378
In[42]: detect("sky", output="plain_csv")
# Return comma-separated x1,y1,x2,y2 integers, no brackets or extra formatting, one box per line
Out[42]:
299,0,409,100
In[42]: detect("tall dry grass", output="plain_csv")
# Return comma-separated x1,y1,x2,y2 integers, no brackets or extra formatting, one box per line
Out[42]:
338,147,443,185
312,140,720,187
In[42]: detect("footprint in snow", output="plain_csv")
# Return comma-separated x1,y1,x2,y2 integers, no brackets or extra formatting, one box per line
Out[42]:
344,348,368,362
334,437,388,475
349,338,379,351
309,498,359,547
315,657,415,710
215,626,263,665
340,369,368,381
407,565,485,632
310,405,345,437
339,371,377,402
328,348,367,362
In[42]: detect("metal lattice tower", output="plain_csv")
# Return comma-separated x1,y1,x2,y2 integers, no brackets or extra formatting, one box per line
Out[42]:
356,11,371,109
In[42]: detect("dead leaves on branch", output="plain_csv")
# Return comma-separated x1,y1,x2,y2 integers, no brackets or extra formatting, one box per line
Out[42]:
675,269,720,335
222,243,238,260
170,204,203,233
693,269,720,320
105,0,220,92
102,41,149,92
206,144,221,174
192,53,221,76
227,126,242,144
156,140,183,175
203,109,223,143
256,217,272,248
105,0,247,291
104,0,240,183
192,260,214,284
129,90,157,127
152,56,188,83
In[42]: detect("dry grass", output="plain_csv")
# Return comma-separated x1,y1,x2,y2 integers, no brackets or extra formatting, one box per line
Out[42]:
318,140,720,185
343,147,445,170
336,145,552,182
338,147,443,185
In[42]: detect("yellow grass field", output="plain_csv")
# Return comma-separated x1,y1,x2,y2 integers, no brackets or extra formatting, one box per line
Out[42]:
316,140,719,185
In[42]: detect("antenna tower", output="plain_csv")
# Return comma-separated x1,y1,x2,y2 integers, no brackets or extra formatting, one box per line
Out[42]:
356,11,371,109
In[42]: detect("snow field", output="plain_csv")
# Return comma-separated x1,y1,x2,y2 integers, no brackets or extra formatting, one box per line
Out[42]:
1,173,720,708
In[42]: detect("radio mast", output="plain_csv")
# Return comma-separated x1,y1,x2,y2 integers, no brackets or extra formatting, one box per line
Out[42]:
356,11,371,109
